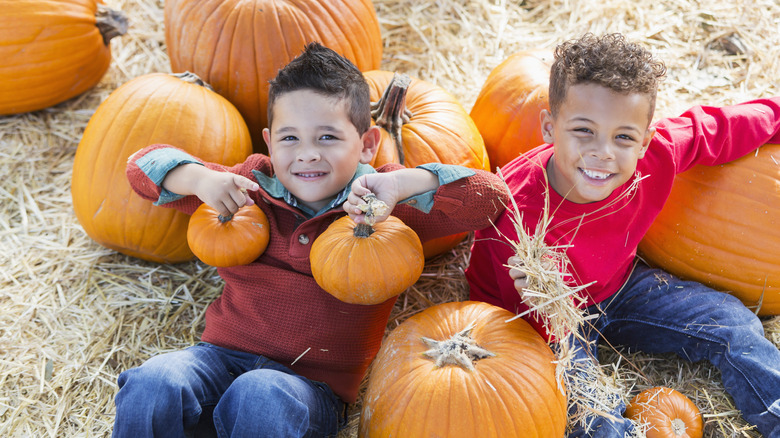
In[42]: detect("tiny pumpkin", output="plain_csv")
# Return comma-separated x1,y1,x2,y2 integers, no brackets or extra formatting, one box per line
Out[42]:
187,203,270,267
310,196,424,305
359,301,567,438
625,387,703,438
470,50,554,170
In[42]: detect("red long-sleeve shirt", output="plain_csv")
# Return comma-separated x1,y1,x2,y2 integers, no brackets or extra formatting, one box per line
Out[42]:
467,98,780,340
127,144,509,402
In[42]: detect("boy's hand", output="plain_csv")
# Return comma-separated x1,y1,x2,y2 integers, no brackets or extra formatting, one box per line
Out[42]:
163,163,259,217
508,256,530,292
344,174,398,224
343,169,439,224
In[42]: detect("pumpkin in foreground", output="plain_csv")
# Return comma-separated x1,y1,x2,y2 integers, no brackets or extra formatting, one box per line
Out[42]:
72,72,252,264
165,0,382,153
624,387,703,438
470,50,554,170
0,0,128,115
639,143,780,315
359,301,567,438
187,203,270,267
310,212,424,305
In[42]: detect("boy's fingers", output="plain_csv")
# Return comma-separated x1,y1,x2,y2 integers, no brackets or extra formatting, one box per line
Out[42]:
234,175,259,192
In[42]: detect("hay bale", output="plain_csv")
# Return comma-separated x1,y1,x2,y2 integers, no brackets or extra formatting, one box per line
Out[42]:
1,0,778,437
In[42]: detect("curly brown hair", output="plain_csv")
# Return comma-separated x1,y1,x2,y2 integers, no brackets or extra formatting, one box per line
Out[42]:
549,33,666,120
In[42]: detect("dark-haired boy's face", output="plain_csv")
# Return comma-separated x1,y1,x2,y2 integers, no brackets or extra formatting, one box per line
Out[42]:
541,83,655,204
262,89,378,212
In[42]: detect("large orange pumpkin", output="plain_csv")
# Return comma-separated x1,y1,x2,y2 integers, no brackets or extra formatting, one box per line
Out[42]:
187,203,270,268
470,50,553,170
365,71,489,257
625,387,703,438
164,0,383,153
365,70,490,172
359,301,567,438
0,0,128,115
72,72,253,264
310,215,424,305
639,143,780,315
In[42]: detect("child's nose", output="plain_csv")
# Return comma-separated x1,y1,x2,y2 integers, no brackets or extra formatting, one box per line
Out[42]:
296,145,320,161
590,140,616,160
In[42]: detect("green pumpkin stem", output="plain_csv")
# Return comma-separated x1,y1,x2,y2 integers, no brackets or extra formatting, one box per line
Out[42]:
217,214,234,223
370,73,413,165
172,71,214,91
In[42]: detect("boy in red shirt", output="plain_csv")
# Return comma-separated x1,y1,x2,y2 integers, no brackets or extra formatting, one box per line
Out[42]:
115,42,508,437
467,33,780,437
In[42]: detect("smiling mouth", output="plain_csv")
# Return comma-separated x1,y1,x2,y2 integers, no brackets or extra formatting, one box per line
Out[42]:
581,168,613,180
295,171,327,178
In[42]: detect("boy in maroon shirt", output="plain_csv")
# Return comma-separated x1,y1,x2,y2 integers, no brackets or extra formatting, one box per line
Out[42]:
115,42,508,437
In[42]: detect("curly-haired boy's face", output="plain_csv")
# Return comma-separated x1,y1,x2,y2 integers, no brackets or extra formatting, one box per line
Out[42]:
542,82,655,204
263,89,379,212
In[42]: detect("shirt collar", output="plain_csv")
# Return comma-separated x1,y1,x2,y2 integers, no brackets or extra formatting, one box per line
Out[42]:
252,163,377,218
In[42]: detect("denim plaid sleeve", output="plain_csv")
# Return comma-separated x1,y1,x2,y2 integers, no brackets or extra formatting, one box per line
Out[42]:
398,163,476,213
136,148,202,205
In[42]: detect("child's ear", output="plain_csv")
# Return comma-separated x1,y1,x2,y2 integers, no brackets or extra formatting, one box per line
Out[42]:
540,109,555,144
359,125,381,163
262,128,272,155
638,127,655,159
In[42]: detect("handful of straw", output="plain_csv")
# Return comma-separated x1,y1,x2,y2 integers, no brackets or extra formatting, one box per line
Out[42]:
494,168,640,435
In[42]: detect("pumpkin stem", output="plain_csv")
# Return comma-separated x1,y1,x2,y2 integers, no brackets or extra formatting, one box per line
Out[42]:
370,73,413,165
421,321,495,371
353,222,375,237
356,193,390,226
217,214,234,224
96,4,129,46
671,418,686,436
172,71,215,91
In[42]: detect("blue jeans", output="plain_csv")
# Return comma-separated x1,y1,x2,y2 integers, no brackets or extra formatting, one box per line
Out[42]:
112,342,346,438
566,261,780,438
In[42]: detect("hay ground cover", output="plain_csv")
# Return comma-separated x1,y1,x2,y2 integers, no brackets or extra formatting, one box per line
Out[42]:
1,0,779,436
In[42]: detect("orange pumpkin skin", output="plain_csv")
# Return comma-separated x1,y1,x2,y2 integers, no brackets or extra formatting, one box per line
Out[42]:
470,50,553,170
187,203,270,267
365,70,491,172
310,216,424,305
421,231,470,259
359,301,567,438
164,0,382,153
72,72,253,264
638,143,780,315
625,387,703,438
0,0,127,115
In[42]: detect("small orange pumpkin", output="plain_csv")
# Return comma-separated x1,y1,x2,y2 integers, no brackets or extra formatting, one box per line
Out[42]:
0,0,128,114
625,387,703,438
187,203,270,267
639,143,780,315
359,301,567,438
71,72,253,264
470,50,553,170
310,215,424,305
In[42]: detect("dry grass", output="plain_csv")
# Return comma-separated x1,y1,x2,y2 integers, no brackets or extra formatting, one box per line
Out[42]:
1,0,779,437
